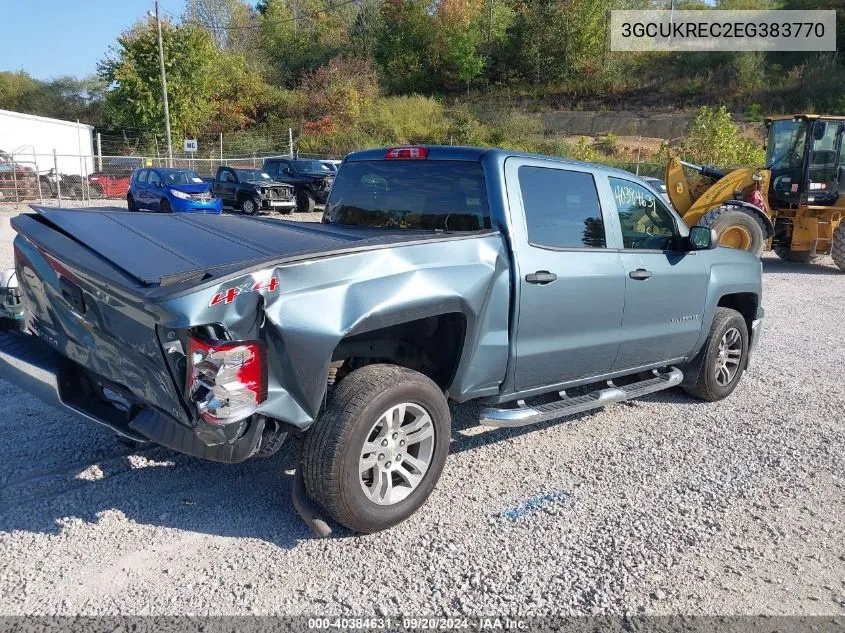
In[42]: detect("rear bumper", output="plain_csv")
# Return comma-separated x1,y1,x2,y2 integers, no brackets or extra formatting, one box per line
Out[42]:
0,332,264,463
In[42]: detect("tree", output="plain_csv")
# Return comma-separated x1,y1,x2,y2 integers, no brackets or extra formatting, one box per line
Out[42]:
300,55,379,125
184,0,261,55
374,0,439,93
0,71,105,125
681,106,765,167
98,18,217,138
443,30,485,93
260,0,353,86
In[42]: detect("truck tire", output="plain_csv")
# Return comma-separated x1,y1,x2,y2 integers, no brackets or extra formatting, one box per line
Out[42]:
683,307,749,402
698,206,766,257
296,190,315,214
832,222,845,272
773,245,821,264
240,197,259,215
302,364,450,533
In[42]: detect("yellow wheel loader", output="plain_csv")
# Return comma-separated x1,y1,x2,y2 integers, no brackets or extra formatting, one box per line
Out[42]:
665,114,845,271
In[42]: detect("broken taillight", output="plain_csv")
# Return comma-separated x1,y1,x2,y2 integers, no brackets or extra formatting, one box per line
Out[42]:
186,336,267,425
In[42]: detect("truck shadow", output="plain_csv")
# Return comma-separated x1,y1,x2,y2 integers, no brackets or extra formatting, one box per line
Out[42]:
0,383,700,544
0,388,315,547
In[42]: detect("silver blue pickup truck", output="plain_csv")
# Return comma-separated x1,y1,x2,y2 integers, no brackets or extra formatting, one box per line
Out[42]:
0,146,763,534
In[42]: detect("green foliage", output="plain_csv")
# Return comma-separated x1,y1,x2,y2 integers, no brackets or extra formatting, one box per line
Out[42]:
681,106,765,167
744,103,764,122
373,0,439,93
98,19,218,137
0,71,105,125
487,111,543,148
566,138,601,163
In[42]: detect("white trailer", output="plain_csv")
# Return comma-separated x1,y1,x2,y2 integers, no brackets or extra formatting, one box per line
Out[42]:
0,109,94,176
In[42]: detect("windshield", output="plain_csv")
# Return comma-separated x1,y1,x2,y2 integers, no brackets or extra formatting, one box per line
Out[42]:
163,170,204,185
293,160,331,172
766,119,808,170
325,160,490,231
235,169,272,181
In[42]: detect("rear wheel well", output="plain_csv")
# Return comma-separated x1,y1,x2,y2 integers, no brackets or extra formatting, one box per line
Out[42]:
331,314,466,390
717,292,757,332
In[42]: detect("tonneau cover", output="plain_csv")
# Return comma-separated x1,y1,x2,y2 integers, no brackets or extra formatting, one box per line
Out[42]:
25,206,422,286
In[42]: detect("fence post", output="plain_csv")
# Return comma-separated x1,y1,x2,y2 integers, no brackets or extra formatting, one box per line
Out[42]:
219,132,223,165
97,133,103,172
289,128,294,158
54,150,62,205
12,153,19,202
33,149,43,204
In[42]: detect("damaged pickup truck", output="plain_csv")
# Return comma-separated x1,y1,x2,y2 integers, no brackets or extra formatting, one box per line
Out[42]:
0,146,763,535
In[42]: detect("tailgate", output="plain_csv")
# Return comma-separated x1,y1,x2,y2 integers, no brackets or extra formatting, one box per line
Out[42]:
11,214,192,423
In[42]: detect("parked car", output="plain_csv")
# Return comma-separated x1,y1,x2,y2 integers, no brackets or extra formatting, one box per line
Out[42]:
211,166,295,215
641,176,671,204
262,157,334,213
127,168,222,213
2,146,763,536
320,160,342,173
89,167,133,198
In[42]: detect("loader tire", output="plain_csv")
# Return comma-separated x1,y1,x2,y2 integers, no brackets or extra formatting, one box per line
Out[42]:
302,364,450,534
832,222,845,272
773,245,822,264
698,206,766,257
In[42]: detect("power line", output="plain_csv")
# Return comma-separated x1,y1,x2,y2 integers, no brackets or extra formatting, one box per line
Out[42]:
161,0,360,31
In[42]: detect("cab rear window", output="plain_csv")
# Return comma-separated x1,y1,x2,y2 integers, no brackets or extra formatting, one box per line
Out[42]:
324,161,490,231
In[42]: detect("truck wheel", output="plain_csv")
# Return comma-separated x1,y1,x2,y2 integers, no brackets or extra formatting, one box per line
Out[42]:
296,190,315,214
683,307,749,402
127,194,136,211
832,222,845,272
302,364,451,533
240,197,259,215
698,206,766,257
773,245,821,264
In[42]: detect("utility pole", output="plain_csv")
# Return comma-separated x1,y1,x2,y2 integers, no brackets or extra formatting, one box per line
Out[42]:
151,1,173,167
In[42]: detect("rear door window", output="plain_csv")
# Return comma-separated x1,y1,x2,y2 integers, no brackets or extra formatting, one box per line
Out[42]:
518,166,606,249
147,171,161,186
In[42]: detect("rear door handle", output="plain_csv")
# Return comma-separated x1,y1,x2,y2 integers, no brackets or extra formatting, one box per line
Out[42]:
629,268,653,281
525,271,558,285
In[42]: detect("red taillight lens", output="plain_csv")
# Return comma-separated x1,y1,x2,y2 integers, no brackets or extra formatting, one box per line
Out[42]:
186,336,267,425
385,147,428,160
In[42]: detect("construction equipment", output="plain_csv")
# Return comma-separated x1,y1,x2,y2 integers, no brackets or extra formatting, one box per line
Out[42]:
665,114,845,271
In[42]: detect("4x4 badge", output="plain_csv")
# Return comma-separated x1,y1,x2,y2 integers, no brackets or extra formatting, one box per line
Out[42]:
208,278,278,307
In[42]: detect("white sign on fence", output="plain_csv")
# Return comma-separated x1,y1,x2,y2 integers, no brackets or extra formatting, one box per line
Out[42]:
183,139,198,152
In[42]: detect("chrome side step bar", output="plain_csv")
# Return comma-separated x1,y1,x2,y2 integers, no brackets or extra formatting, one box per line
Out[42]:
480,367,683,428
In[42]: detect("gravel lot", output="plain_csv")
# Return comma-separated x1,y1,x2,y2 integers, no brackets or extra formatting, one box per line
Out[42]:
1,201,844,616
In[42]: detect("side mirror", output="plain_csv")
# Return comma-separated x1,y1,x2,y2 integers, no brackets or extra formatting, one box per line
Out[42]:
688,226,719,250
284,167,293,175
813,120,827,141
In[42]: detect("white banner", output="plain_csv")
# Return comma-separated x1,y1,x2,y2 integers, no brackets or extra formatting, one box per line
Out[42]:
610,10,836,52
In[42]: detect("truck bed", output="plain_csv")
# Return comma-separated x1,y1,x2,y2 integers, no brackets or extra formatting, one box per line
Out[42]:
14,206,454,290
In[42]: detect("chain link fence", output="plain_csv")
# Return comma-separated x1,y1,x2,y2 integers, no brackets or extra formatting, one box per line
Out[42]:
0,151,343,205
1,147,666,206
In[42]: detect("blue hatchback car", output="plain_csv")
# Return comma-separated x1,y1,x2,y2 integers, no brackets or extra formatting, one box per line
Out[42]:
127,168,223,214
